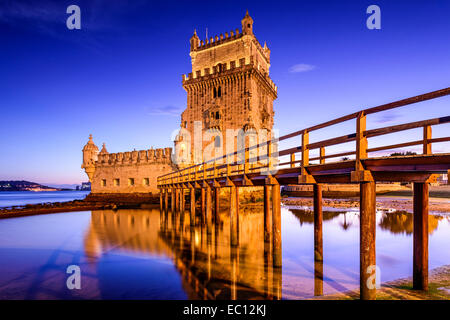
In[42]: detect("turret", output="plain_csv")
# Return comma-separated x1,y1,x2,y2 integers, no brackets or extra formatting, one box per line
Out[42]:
81,134,99,182
190,29,200,52
99,143,108,155
241,10,253,35
263,41,271,60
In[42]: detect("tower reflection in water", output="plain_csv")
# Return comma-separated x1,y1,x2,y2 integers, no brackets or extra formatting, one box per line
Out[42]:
85,207,282,300
84,206,443,299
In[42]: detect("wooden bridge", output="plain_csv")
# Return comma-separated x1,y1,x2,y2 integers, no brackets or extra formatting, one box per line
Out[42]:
158,87,450,300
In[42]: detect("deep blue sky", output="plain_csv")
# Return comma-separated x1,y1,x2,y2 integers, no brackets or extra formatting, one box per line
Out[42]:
0,0,449,185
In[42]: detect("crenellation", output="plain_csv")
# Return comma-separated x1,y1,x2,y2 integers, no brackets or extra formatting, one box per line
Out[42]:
138,150,147,162
93,147,172,168
182,58,277,95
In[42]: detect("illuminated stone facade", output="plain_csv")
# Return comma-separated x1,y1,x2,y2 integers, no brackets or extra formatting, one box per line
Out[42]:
82,136,175,194
175,11,277,164
82,12,276,194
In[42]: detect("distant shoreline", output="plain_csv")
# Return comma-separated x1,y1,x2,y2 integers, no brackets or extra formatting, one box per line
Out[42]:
0,180,90,192
0,189,84,192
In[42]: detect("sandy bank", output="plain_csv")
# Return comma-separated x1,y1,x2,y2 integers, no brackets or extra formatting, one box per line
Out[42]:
282,196,450,213
311,265,450,300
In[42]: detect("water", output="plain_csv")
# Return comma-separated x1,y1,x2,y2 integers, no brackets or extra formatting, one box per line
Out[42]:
0,204,449,299
0,191,89,208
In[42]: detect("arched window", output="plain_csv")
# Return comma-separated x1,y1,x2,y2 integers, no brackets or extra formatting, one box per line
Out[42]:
214,136,221,148
217,86,221,97
213,87,217,98
215,111,220,120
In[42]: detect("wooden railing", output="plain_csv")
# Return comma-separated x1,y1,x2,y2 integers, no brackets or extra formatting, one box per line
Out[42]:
158,88,450,186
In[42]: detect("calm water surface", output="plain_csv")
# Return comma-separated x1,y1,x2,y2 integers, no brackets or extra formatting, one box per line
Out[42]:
0,204,449,299
0,191,89,208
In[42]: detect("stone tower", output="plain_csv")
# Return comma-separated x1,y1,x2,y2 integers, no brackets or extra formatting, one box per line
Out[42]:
175,11,277,165
82,134,99,182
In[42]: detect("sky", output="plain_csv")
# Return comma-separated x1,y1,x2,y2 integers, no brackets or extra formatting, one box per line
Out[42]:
0,0,449,185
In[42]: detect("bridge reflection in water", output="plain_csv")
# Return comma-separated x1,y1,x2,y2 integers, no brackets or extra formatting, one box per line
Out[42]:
83,206,445,300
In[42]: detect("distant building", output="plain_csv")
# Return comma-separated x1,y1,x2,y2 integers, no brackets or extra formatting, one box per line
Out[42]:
437,173,448,185
81,182,91,191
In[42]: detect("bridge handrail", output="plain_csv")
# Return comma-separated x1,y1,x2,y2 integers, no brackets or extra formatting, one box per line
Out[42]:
158,87,450,185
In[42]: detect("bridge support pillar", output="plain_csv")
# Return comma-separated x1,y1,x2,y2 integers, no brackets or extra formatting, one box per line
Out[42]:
272,184,281,268
360,181,376,300
201,188,206,224
171,188,176,211
190,188,195,226
313,184,323,296
264,185,272,243
413,182,429,291
159,190,163,211
229,185,239,247
176,188,181,212
180,188,185,212
214,187,220,224
314,184,323,262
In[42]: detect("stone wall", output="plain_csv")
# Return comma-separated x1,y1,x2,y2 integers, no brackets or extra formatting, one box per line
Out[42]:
82,142,176,195
91,162,175,194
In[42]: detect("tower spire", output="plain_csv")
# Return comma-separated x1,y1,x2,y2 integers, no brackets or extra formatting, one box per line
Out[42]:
190,29,200,51
241,10,254,35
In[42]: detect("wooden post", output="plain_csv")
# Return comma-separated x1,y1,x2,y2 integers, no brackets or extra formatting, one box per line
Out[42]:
319,147,325,165
314,184,323,262
413,182,429,291
264,185,272,243
171,188,176,211
190,188,195,226
290,153,295,168
272,183,281,268
229,185,239,247
360,181,376,300
301,131,309,176
214,187,220,224
244,147,249,174
299,130,315,183
180,188,184,212
423,125,432,155
314,259,324,296
266,140,273,176
356,112,368,171
159,189,163,211
175,188,180,212
201,187,206,224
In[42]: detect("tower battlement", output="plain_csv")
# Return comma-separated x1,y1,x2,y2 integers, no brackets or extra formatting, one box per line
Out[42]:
96,147,172,167
182,56,277,95
189,11,272,76
192,29,270,64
